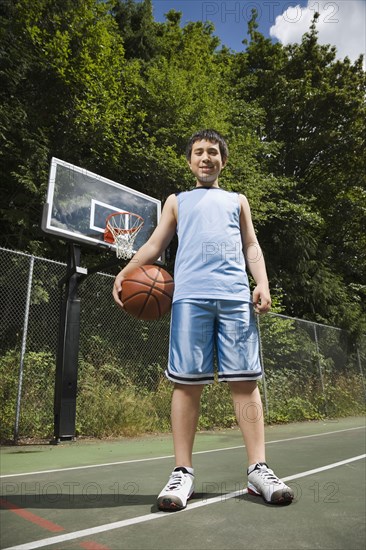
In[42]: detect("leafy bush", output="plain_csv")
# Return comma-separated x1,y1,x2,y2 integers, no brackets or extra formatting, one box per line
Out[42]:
0,349,54,441
199,383,236,429
323,373,365,418
263,368,365,423
0,349,19,441
1,349,364,442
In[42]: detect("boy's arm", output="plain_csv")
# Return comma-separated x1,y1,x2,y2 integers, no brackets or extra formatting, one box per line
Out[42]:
112,193,178,308
239,194,271,314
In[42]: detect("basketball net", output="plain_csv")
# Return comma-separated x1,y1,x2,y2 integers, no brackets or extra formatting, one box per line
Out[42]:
104,211,144,260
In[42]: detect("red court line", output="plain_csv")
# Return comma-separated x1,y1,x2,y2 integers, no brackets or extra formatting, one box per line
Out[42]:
0,498,111,549
0,498,64,533
79,542,111,550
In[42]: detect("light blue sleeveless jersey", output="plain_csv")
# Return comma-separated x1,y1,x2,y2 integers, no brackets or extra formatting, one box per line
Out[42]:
173,187,251,303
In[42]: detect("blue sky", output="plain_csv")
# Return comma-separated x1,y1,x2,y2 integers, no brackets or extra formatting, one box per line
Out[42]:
151,0,307,50
150,1,366,65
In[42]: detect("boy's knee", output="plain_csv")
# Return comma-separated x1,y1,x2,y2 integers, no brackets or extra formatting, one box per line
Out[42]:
174,383,205,395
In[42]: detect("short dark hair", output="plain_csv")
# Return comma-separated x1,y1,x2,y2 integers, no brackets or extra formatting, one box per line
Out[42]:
185,129,229,162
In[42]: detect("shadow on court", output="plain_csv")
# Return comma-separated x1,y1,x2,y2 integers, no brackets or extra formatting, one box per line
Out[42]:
0,492,231,511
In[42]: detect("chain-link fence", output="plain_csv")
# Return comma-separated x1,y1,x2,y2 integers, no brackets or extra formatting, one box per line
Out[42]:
1,247,365,443
258,314,365,423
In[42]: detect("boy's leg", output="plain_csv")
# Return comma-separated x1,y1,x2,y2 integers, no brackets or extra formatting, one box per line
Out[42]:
157,383,204,511
159,300,215,511
229,380,294,504
229,380,265,466
171,383,204,467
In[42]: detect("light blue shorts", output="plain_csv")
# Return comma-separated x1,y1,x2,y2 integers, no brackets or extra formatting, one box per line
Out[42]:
166,299,262,385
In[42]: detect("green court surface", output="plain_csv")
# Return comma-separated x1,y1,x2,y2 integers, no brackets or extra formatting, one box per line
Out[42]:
1,417,365,550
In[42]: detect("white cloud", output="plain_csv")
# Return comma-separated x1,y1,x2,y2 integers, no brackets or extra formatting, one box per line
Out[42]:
270,1,366,67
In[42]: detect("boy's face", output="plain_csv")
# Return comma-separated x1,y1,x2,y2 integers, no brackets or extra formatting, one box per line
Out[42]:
188,139,226,187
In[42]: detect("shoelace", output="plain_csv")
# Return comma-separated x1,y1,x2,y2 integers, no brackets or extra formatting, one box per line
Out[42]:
256,467,282,485
166,471,185,490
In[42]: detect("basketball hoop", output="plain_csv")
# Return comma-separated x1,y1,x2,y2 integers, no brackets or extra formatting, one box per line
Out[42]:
104,211,144,259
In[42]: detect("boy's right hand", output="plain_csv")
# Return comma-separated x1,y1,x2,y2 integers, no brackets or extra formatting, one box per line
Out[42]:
112,273,124,308
252,284,271,314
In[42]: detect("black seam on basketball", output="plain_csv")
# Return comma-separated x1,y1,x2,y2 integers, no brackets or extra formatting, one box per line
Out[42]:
123,280,159,290
123,288,173,303
123,266,173,319
141,286,173,299
137,292,151,318
123,291,156,303
144,293,161,318
124,280,173,292
127,266,173,288
123,287,153,317
140,265,162,283
137,278,158,318
153,288,173,299
139,266,173,287
139,267,161,317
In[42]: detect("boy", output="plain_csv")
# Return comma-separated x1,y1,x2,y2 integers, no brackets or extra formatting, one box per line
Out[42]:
113,129,294,510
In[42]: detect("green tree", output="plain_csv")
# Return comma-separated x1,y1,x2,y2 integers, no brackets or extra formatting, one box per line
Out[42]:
0,0,144,257
115,11,231,203
232,11,366,334
1,0,364,336
112,0,158,60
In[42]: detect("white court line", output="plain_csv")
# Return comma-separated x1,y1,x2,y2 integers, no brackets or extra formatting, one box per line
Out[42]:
1,425,364,479
3,454,366,550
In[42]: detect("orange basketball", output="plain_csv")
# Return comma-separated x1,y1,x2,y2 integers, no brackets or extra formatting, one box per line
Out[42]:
121,265,174,320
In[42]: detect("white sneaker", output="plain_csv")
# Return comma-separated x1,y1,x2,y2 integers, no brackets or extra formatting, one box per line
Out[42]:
157,467,195,511
247,462,294,504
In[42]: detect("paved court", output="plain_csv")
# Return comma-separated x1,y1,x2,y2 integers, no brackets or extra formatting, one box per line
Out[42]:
1,417,365,550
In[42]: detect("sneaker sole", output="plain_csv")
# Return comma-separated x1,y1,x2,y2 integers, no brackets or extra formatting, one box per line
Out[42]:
248,486,294,505
157,492,195,511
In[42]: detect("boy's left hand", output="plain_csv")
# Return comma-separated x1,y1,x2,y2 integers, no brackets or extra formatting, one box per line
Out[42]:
253,285,271,314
